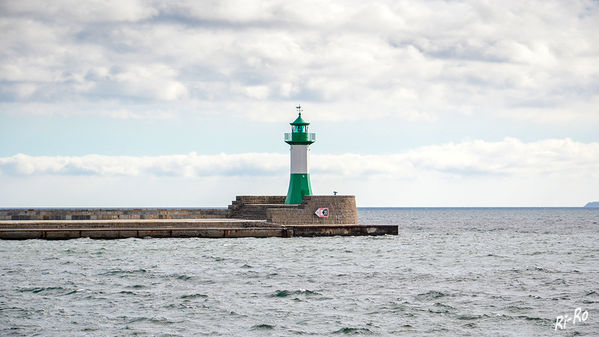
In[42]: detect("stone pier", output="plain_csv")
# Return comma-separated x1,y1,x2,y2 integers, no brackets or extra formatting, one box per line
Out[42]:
0,195,398,239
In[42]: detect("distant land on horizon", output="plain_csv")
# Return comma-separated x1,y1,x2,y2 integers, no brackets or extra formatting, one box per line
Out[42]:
584,201,599,208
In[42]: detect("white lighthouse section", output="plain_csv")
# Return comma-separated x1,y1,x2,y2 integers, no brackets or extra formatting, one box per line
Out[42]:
290,145,309,174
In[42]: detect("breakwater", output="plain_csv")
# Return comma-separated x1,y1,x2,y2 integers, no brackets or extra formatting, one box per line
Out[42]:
0,195,397,239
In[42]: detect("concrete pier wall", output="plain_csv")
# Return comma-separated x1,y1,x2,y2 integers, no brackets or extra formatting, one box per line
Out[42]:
266,195,359,225
0,227,289,240
1,195,360,225
0,196,286,221
0,208,230,221
0,224,397,240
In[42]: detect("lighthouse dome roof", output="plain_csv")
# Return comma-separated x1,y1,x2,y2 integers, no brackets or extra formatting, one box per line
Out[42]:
290,113,309,126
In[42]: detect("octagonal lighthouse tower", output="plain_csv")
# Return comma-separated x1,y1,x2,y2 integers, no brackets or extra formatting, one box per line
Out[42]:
284,105,316,204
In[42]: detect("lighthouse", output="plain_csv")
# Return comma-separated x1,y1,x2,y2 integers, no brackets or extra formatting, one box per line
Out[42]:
284,105,316,204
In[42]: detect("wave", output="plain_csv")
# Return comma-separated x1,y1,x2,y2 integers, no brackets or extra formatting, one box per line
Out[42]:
333,327,373,334
415,290,450,301
272,289,321,298
180,293,208,299
251,324,275,330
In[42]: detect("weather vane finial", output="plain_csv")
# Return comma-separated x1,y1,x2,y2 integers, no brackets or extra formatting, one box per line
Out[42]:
296,104,302,116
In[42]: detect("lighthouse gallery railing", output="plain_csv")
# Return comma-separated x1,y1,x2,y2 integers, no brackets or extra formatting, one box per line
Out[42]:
284,133,316,142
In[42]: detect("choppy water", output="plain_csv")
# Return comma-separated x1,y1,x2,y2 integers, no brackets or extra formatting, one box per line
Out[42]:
1,208,598,336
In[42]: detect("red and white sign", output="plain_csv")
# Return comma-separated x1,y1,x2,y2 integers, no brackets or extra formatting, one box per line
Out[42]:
315,208,329,217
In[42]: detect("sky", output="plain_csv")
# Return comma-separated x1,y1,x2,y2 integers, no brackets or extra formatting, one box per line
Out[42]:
1,0,598,207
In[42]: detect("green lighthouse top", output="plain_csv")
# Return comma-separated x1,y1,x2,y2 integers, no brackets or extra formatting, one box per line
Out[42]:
291,113,309,126
284,105,316,145
290,105,309,126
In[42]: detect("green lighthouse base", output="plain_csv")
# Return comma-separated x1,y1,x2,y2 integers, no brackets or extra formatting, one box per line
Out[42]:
285,173,313,204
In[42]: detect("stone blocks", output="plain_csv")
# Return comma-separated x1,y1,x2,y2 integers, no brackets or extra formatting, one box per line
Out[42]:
266,195,359,225
0,208,230,221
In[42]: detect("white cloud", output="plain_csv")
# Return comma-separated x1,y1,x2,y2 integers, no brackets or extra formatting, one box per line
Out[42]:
97,108,175,120
0,0,157,22
0,0,597,123
0,153,288,177
105,64,189,101
1,138,597,207
2,138,597,179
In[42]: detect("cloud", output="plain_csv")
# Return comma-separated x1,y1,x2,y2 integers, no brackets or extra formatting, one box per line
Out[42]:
314,138,599,179
2,138,597,179
0,0,597,123
91,64,189,101
0,152,288,177
0,0,157,22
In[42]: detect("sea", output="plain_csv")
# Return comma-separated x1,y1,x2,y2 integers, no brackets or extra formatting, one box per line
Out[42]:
0,208,597,336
